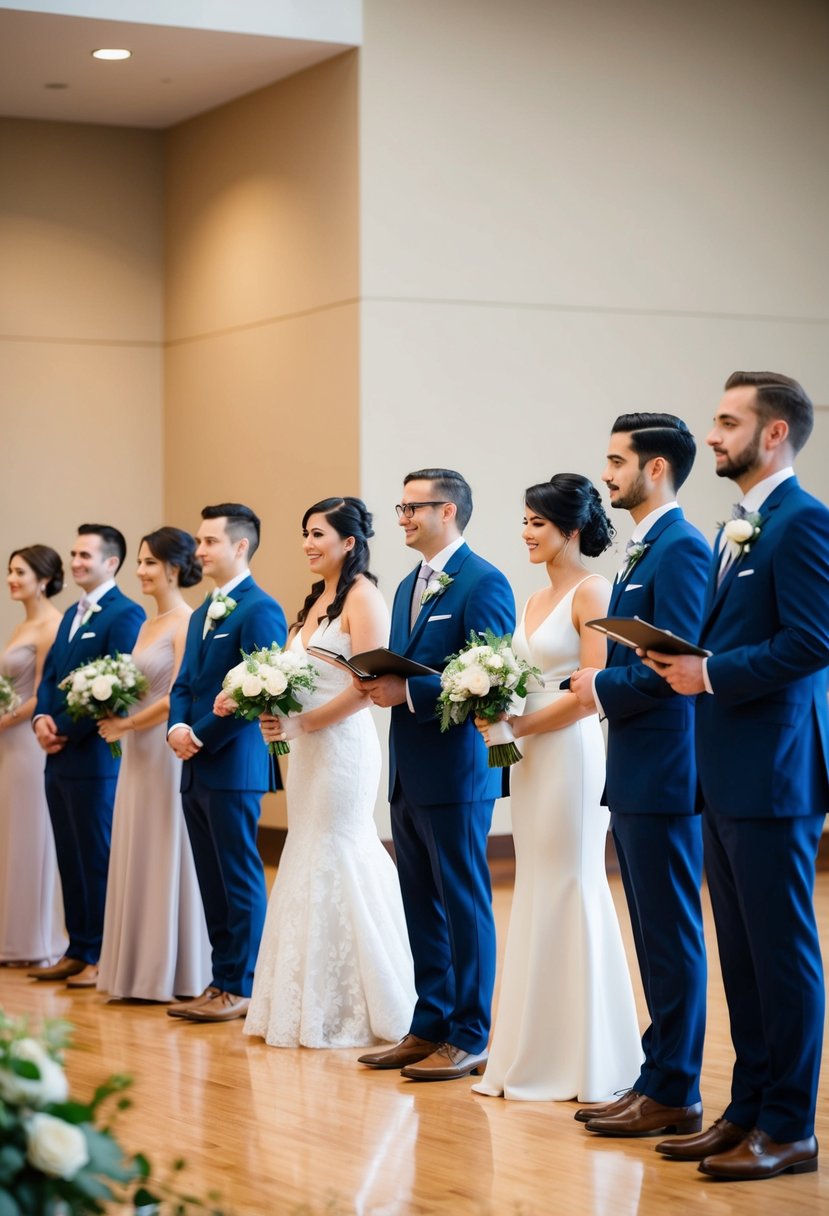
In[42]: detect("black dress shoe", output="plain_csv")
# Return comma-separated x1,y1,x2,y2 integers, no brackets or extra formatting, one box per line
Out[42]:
574,1089,636,1123
586,1093,703,1137
357,1034,438,1069
657,1117,746,1160
698,1129,818,1180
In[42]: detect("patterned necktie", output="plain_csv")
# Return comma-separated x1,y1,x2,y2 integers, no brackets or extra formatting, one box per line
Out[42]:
717,503,747,586
410,564,433,629
70,597,91,640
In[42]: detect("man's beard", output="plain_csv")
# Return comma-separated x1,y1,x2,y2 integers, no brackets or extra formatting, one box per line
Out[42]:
610,471,649,511
715,425,762,480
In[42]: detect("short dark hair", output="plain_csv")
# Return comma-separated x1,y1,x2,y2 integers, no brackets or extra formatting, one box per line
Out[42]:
201,503,261,558
9,545,64,597
611,413,696,491
403,468,473,530
141,526,202,588
77,524,127,572
724,370,813,453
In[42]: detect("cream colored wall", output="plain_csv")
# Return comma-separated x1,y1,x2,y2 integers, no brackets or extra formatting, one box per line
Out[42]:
359,0,829,834
0,117,164,640
163,51,360,827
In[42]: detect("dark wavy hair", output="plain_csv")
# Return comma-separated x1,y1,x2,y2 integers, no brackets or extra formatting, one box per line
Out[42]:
293,497,378,631
140,527,202,589
524,474,615,557
9,545,64,598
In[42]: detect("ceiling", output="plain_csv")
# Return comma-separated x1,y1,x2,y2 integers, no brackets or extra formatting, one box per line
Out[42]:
0,7,353,129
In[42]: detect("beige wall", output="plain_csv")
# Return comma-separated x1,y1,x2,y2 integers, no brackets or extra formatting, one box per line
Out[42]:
0,117,164,639
358,0,829,832
163,51,360,825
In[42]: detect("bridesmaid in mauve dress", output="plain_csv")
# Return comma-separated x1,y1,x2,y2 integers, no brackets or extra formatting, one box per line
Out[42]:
96,527,210,1002
0,545,66,966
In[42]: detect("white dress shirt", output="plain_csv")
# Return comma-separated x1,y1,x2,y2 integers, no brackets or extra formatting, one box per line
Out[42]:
405,537,465,712
67,577,116,641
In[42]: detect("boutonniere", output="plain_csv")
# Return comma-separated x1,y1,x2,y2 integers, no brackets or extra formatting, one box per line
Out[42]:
421,572,453,606
81,603,102,627
719,512,762,558
206,592,238,629
621,541,649,579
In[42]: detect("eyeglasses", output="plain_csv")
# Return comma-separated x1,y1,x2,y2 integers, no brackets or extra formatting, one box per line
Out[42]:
394,501,449,519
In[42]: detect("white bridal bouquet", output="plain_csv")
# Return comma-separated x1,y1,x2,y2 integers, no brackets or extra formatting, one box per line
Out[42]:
0,675,21,715
222,644,317,755
0,1008,222,1214
437,630,541,767
58,655,148,757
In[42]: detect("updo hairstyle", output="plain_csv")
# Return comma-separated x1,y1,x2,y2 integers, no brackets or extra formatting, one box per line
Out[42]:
524,474,615,557
9,545,64,597
294,496,378,630
140,527,202,588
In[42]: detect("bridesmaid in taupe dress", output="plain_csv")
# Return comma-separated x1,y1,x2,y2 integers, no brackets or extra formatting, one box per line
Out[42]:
0,545,67,965
96,527,211,1002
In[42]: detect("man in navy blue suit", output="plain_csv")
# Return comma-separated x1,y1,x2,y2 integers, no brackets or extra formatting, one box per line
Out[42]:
32,524,145,987
644,372,829,1180
569,415,710,1136
357,469,515,1080
167,503,287,1023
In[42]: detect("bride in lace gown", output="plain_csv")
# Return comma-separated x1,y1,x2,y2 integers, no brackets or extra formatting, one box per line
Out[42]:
239,497,415,1048
473,475,642,1102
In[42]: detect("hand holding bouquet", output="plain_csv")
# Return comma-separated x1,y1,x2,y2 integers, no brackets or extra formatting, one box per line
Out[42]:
437,630,541,767
221,644,317,755
58,655,148,757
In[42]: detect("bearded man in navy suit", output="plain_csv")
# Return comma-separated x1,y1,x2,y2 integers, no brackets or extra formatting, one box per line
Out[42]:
167,503,287,1024
644,372,829,1180
570,414,710,1137
32,524,145,987
357,468,515,1081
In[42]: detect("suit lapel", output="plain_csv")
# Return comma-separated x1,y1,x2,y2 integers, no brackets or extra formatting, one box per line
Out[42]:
200,575,253,652
406,544,471,652
65,586,119,656
606,510,682,659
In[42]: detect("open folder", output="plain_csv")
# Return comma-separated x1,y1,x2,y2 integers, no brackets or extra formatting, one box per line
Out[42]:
307,645,441,681
587,617,712,658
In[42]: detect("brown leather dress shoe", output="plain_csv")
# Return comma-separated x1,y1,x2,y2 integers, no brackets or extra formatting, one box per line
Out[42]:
657,1117,746,1160
401,1043,488,1081
30,957,86,981
357,1034,439,1069
585,1093,703,1137
698,1129,818,1180
167,986,221,1018
574,1089,637,1123
180,991,250,1022
65,964,99,988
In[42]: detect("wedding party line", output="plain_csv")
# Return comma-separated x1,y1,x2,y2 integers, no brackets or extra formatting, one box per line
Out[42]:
2,368,828,1185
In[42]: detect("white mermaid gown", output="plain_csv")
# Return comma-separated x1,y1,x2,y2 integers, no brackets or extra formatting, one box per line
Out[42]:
473,579,643,1101
244,616,415,1048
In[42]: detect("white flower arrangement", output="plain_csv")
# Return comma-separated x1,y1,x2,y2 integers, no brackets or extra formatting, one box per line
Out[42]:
206,593,237,630
222,643,317,755
722,512,762,558
0,674,21,716
421,572,453,606
58,654,148,757
80,603,102,628
437,630,541,767
622,541,649,579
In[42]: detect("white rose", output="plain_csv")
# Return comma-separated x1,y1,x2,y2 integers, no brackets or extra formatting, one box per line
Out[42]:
458,665,491,697
0,1040,68,1107
71,673,88,693
26,1113,89,1179
207,601,227,620
459,649,480,667
241,673,266,698
485,655,504,670
275,651,300,673
724,519,755,544
263,668,288,697
224,663,247,691
90,675,116,701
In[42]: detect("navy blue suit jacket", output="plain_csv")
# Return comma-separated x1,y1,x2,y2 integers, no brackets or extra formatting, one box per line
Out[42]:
696,477,829,818
168,575,287,793
388,543,515,806
595,508,710,815
35,587,146,780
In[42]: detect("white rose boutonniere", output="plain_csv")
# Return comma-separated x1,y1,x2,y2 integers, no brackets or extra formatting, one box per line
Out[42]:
207,592,238,629
421,572,453,606
722,511,762,558
621,541,649,579
81,602,102,627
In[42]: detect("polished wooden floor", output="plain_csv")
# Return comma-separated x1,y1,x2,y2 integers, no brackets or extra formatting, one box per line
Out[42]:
2,870,827,1215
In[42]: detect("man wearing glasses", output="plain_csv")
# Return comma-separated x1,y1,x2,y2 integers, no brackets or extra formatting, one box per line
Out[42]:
357,468,515,1081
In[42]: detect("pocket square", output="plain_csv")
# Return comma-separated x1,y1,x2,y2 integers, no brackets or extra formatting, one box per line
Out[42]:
737,569,754,577
81,631,96,639
623,584,643,592
211,632,230,639
427,614,452,622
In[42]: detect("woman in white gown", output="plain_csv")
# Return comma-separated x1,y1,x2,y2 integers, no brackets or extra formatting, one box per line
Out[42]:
96,527,210,1001
237,497,415,1048
473,474,642,1102
0,545,66,965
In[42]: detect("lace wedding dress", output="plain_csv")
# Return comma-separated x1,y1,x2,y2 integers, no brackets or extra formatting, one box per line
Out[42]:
473,577,643,1101
244,615,415,1048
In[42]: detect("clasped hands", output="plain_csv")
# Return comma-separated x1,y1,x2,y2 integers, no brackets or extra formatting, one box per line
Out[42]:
33,715,67,754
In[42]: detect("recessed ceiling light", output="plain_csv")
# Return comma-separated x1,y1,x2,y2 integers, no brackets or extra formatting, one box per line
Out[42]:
92,48,131,61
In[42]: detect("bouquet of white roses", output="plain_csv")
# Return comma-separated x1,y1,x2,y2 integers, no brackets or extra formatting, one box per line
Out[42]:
437,630,541,767
0,674,21,715
58,654,148,758
0,1008,223,1214
222,643,317,755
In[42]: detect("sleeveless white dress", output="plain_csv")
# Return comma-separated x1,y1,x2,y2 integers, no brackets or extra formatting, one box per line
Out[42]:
244,616,416,1048
473,579,643,1101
